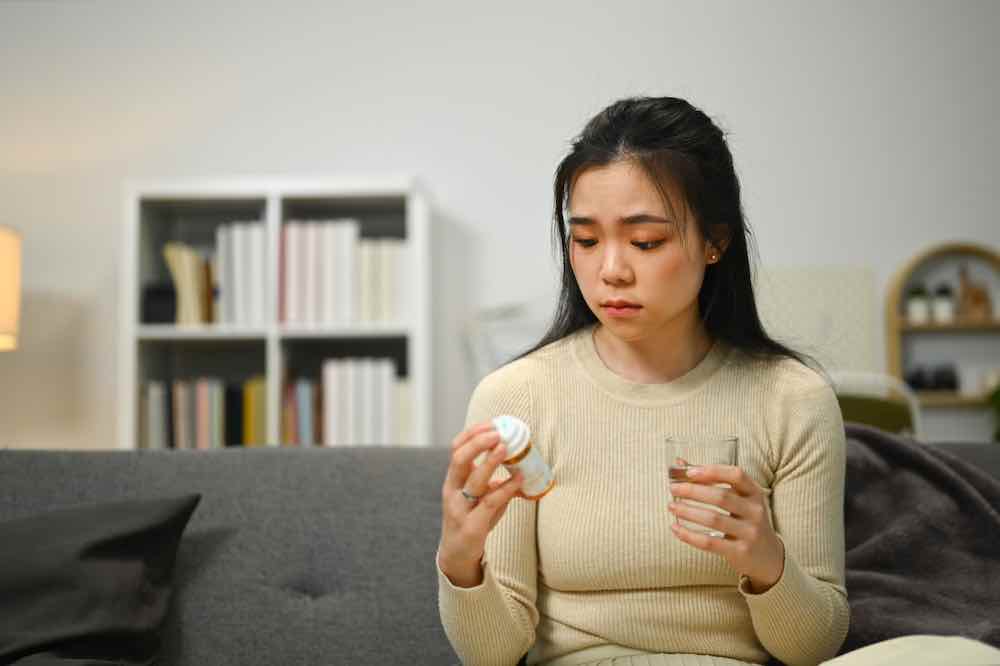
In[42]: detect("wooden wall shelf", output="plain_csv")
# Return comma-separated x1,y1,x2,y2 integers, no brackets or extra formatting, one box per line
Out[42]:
886,241,999,409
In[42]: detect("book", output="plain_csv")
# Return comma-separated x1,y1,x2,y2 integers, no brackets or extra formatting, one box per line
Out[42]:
196,378,211,450
358,240,378,323
249,223,265,325
212,380,224,449
335,220,360,324
379,240,402,323
224,382,243,446
284,221,300,324
242,377,256,446
396,378,411,446
296,379,314,446
342,359,356,445
303,222,319,325
231,223,247,325
216,226,230,324
322,359,340,447
377,359,396,445
172,380,189,449
320,221,337,325
282,380,297,445
163,242,206,325
144,381,167,450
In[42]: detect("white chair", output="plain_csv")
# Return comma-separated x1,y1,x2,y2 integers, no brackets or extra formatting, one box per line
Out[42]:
463,302,551,382
828,370,924,440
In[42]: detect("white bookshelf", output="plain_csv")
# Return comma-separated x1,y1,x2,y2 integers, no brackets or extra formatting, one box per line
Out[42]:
118,176,432,449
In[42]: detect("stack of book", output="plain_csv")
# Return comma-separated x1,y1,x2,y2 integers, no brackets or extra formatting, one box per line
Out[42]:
215,221,268,325
283,357,411,446
140,359,413,449
139,375,267,449
160,220,267,326
280,219,405,325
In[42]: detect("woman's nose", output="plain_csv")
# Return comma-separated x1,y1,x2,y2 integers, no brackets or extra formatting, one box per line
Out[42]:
600,247,633,284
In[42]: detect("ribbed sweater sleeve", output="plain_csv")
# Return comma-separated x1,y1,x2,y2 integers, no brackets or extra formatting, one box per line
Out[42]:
437,364,539,666
741,379,850,666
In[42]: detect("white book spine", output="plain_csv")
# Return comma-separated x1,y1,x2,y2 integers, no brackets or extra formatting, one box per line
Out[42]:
303,222,319,326
322,359,338,446
381,240,401,324
295,220,310,326
215,227,227,324
341,221,360,324
378,359,395,445
360,358,375,446
224,224,237,325
396,378,411,446
284,222,299,324
230,224,245,325
320,222,337,325
250,223,265,326
256,222,267,326
358,239,378,323
336,360,349,446
344,358,361,446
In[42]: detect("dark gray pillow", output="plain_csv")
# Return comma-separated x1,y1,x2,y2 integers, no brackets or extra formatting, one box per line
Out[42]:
0,494,201,665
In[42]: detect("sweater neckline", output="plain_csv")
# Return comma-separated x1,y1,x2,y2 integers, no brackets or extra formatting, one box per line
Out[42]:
571,323,730,406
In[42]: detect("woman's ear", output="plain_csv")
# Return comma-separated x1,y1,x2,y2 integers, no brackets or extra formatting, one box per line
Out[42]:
705,224,731,263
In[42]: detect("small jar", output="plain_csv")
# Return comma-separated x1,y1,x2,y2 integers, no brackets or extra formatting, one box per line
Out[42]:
932,285,955,324
905,288,930,325
492,415,555,500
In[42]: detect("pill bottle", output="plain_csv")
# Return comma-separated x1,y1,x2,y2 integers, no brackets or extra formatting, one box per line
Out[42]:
492,415,555,500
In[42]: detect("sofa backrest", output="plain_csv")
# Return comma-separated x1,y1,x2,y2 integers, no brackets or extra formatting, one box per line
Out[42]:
0,447,458,665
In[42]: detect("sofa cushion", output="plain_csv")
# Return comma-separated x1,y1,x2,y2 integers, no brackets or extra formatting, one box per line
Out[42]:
0,493,201,665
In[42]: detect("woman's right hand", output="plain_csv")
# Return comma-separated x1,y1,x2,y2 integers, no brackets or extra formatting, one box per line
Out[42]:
438,421,525,587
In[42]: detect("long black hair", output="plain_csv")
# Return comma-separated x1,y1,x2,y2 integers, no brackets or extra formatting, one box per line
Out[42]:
514,95,812,368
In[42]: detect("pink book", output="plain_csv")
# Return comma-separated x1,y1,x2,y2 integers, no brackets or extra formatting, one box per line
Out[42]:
172,382,183,449
279,223,287,323
196,379,211,450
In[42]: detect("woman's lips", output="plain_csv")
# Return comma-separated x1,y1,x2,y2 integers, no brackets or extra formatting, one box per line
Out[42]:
602,304,642,318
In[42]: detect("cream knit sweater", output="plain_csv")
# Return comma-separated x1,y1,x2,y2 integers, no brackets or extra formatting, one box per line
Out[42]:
438,324,849,666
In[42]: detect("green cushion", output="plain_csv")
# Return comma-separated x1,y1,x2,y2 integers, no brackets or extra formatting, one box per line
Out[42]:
837,395,914,436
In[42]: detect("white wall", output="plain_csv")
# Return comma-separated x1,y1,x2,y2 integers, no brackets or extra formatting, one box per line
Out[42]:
1,0,997,448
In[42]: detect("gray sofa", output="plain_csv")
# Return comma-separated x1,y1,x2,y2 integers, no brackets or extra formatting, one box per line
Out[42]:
0,446,458,665
1,441,998,666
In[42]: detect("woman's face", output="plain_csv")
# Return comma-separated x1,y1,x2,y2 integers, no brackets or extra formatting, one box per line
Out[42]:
567,159,715,343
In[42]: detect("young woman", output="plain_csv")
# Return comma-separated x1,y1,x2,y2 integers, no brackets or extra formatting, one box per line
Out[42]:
434,96,998,666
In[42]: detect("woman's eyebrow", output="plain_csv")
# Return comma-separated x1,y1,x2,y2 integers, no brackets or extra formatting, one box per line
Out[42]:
568,214,672,226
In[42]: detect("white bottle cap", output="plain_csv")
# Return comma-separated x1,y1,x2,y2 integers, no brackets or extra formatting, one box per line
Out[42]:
492,415,531,458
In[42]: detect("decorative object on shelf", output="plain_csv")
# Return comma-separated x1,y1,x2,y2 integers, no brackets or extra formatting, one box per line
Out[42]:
931,283,955,324
905,363,960,392
929,364,959,392
904,284,930,324
957,263,993,323
886,242,999,414
0,225,21,351
141,283,177,324
904,366,929,391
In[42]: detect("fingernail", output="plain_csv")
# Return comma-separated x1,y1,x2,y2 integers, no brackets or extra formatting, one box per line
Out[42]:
686,467,702,478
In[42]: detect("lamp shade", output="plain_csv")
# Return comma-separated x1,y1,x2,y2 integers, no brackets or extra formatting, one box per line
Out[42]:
0,225,22,351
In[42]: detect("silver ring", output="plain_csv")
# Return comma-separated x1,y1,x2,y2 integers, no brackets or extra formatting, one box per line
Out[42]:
460,488,480,503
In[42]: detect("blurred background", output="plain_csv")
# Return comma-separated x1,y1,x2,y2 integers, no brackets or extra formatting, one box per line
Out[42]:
1,0,998,449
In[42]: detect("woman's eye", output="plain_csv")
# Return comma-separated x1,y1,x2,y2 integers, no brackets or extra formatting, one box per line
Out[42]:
633,240,665,250
572,237,598,248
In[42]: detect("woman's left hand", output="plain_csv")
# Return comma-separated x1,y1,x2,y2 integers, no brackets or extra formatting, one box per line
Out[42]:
668,458,785,592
